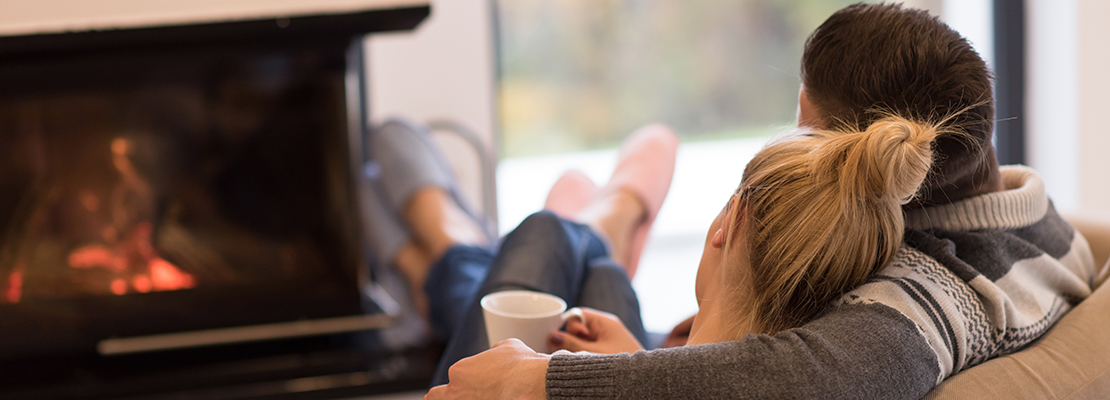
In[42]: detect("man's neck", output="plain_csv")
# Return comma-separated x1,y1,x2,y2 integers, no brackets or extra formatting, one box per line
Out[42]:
907,162,1004,209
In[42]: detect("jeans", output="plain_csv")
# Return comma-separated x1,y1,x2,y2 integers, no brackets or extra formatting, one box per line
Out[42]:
425,211,648,386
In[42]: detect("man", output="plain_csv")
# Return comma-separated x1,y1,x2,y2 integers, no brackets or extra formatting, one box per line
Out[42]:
427,4,1103,399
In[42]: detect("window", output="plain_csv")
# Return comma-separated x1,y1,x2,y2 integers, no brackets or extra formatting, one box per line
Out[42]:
494,0,995,332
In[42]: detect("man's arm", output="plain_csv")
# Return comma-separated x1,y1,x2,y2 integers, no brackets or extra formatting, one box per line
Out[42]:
429,303,939,399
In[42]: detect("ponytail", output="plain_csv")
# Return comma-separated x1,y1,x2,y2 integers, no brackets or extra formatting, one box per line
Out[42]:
723,115,950,335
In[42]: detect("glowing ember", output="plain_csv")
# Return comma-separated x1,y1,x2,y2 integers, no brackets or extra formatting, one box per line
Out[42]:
68,245,127,271
5,266,23,303
66,245,196,296
132,275,152,293
7,137,200,303
110,279,128,295
64,196,196,296
150,258,195,291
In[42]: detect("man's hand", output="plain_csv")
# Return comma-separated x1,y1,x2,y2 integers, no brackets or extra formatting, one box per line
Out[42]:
425,339,550,400
548,307,644,354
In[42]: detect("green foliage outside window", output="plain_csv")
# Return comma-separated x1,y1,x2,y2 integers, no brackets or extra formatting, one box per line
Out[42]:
497,0,865,157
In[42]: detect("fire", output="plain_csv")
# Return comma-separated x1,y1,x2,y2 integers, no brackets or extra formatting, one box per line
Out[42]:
4,265,23,303
132,275,152,293
111,279,128,295
66,245,196,296
61,183,199,297
69,245,127,271
64,221,196,297
149,258,195,291
5,137,199,304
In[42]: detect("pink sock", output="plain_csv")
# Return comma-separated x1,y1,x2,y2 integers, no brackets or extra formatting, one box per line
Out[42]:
604,124,679,277
544,170,599,219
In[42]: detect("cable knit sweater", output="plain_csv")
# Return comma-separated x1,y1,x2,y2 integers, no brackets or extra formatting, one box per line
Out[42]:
546,166,1105,399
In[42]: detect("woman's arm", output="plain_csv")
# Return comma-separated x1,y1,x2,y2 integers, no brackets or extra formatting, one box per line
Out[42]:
547,303,938,399
429,303,939,399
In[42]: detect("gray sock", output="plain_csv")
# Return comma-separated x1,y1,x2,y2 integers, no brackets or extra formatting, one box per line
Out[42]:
370,119,454,212
369,118,497,242
357,163,411,268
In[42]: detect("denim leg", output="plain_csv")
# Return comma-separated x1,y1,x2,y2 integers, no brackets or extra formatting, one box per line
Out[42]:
577,259,649,346
430,211,647,386
423,245,495,340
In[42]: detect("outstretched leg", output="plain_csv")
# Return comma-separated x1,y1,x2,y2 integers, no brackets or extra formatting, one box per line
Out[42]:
543,124,679,279
366,120,678,386
363,118,496,324
429,211,649,386
397,187,493,337
428,125,678,385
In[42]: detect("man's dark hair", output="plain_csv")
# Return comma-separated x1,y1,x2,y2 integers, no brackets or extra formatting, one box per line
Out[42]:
801,2,997,204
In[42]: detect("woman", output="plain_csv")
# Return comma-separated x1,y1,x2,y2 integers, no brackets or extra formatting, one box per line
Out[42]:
367,111,951,379
550,115,948,352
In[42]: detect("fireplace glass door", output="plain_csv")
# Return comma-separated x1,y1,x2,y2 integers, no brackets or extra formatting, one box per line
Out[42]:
0,40,370,359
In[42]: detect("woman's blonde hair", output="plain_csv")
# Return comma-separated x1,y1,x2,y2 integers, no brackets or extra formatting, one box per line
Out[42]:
722,115,953,335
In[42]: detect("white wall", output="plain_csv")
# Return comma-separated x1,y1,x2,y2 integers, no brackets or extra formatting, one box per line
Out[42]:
1027,0,1079,211
898,0,993,67
942,0,994,67
1075,0,1110,216
1027,0,1110,217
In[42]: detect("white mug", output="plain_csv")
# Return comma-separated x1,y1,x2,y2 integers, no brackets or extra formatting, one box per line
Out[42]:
480,290,585,352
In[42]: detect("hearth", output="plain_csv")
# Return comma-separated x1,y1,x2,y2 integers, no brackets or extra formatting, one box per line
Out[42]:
0,3,433,398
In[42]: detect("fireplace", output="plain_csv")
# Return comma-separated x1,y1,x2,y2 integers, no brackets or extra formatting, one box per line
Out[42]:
0,3,433,398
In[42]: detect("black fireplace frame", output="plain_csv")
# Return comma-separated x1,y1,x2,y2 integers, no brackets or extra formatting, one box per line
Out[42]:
0,5,434,398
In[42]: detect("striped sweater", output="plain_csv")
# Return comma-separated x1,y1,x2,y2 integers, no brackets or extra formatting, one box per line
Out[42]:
547,166,1105,399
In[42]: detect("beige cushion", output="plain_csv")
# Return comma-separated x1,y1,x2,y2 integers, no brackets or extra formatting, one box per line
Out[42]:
924,215,1110,400
1066,213,1110,269
924,281,1110,399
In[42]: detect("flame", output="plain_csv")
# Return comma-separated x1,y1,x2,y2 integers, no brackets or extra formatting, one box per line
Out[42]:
110,279,127,295
132,275,152,293
68,245,127,271
149,258,195,291
67,241,196,296
5,265,23,303
7,137,200,303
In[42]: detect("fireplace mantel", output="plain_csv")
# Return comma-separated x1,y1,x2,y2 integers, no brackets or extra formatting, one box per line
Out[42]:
0,0,430,60
0,0,430,37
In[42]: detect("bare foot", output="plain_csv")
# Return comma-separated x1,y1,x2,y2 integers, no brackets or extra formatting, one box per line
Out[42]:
393,188,490,316
393,241,431,317
401,186,490,274
574,188,647,276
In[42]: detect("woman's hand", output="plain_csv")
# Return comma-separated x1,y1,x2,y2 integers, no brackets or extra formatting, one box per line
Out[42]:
548,307,644,354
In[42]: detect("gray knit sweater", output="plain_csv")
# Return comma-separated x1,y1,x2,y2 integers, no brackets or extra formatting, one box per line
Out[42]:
546,166,1105,399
